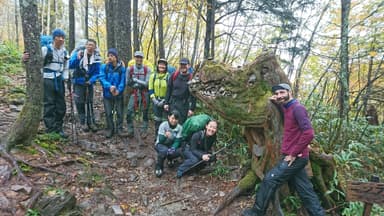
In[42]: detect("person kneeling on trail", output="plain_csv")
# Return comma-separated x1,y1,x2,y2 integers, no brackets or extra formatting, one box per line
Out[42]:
176,120,218,178
154,110,183,178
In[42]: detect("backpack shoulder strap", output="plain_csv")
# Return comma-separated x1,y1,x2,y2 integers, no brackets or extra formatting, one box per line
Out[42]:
143,66,148,76
172,70,180,82
129,65,134,77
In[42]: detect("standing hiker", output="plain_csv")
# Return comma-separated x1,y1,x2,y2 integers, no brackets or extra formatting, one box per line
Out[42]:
69,39,101,132
164,57,196,124
126,51,151,138
149,58,169,138
242,83,325,216
22,29,69,138
99,48,126,138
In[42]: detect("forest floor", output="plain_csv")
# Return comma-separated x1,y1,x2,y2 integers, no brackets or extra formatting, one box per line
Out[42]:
0,75,253,216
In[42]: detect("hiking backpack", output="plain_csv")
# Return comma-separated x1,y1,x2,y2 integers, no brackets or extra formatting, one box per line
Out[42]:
181,114,212,141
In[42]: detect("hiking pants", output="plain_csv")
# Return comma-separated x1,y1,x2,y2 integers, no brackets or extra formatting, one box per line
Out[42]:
155,143,182,169
126,90,149,132
153,100,166,137
43,76,66,133
169,97,189,124
103,96,124,132
177,148,206,174
74,84,95,125
252,157,325,216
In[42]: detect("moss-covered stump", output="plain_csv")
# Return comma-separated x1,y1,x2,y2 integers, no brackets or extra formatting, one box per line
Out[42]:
191,52,343,215
33,191,81,216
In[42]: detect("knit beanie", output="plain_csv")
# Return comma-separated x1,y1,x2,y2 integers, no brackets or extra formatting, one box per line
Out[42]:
52,28,66,39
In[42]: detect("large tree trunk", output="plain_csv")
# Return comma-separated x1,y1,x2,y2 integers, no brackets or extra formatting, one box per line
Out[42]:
339,0,351,120
204,0,213,59
6,0,43,151
191,1,203,67
68,0,75,52
85,0,89,39
105,0,116,49
14,0,20,48
157,0,165,59
116,0,131,64
190,52,344,215
133,0,140,51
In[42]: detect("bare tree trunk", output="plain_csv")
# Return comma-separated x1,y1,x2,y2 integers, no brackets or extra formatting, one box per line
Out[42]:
7,0,43,151
41,0,45,33
179,0,188,57
361,35,376,118
157,0,165,59
166,14,180,59
68,0,75,52
152,1,158,62
46,0,50,34
105,0,116,49
133,0,140,51
204,0,212,59
339,0,351,120
210,0,215,59
84,0,88,39
191,1,203,67
127,0,132,61
116,0,131,65
94,4,100,46
222,0,243,63
294,1,330,97
15,0,20,48
50,0,56,30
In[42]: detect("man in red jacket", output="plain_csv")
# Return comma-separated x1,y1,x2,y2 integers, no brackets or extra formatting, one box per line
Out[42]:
242,83,324,216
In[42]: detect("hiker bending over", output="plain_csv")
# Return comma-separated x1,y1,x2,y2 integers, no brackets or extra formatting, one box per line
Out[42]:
242,83,324,216
149,58,169,138
126,51,151,138
164,58,196,124
69,39,101,132
176,120,218,178
154,110,183,178
23,29,69,138
99,48,126,138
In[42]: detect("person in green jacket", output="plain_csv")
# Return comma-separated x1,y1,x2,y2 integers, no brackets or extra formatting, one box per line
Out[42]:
149,58,169,138
154,110,183,177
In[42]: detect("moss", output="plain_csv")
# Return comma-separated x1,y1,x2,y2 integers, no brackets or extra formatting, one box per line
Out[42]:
238,170,258,191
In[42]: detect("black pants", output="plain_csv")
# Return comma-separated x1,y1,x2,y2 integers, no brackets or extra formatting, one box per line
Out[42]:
73,84,95,125
252,157,325,216
43,77,66,133
103,96,124,131
169,97,189,124
155,143,182,169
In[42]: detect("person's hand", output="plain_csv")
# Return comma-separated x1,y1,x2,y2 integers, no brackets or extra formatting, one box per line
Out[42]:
22,52,30,62
152,97,159,106
167,147,176,155
164,104,169,111
202,154,211,161
133,83,140,89
188,110,194,117
110,86,116,94
85,81,91,86
132,77,138,83
112,90,119,96
77,50,84,59
157,99,165,108
165,130,172,138
284,155,296,166
269,95,278,102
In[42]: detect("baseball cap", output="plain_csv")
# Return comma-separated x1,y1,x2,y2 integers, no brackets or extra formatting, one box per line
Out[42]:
272,83,291,92
179,57,190,65
134,51,144,58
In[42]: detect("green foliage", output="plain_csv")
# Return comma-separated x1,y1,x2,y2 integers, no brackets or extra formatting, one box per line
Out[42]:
33,133,65,155
44,186,65,196
342,202,384,216
211,160,230,179
0,41,23,89
26,208,40,216
78,168,105,187
282,195,302,214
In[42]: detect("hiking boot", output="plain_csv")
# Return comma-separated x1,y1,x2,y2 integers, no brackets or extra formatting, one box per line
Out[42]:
155,165,163,178
167,159,176,168
88,124,98,133
105,129,113,139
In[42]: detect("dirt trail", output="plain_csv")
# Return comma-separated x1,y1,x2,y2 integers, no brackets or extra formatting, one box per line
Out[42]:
0,83,252,216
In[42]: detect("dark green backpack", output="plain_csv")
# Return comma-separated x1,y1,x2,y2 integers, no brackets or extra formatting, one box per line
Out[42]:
182,114,212,141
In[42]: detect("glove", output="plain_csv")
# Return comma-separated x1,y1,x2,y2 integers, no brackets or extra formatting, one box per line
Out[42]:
132,77,139,83
133,83,140,89
208,154,217,162
157,99,165,108
167,147,176,155
152,97,160,106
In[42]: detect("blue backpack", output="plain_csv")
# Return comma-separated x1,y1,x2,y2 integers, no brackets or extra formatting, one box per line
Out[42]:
40,35,67,66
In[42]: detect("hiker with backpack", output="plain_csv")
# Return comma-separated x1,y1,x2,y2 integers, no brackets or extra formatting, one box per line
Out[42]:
99,48,126,138
22,29,69,138
149,58,169,138
176,120,218,178
164,57,196,124
126,51,151,138
154,110,183,177
69,39,101,133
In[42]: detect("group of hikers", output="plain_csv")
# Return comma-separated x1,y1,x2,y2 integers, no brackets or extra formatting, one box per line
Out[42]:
23,28,326,215
22,28,219,179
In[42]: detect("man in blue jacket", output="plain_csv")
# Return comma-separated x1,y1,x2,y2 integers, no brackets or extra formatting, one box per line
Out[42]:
69,39,101,132
99,48,126,138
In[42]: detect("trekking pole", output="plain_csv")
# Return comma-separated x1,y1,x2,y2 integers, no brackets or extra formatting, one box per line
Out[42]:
67,74,78,144
113,96,118,145
182,145,228,174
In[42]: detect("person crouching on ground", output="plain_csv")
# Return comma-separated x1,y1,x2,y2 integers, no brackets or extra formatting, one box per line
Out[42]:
99,48,126,138
154,110,183,177
176,120,218,178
